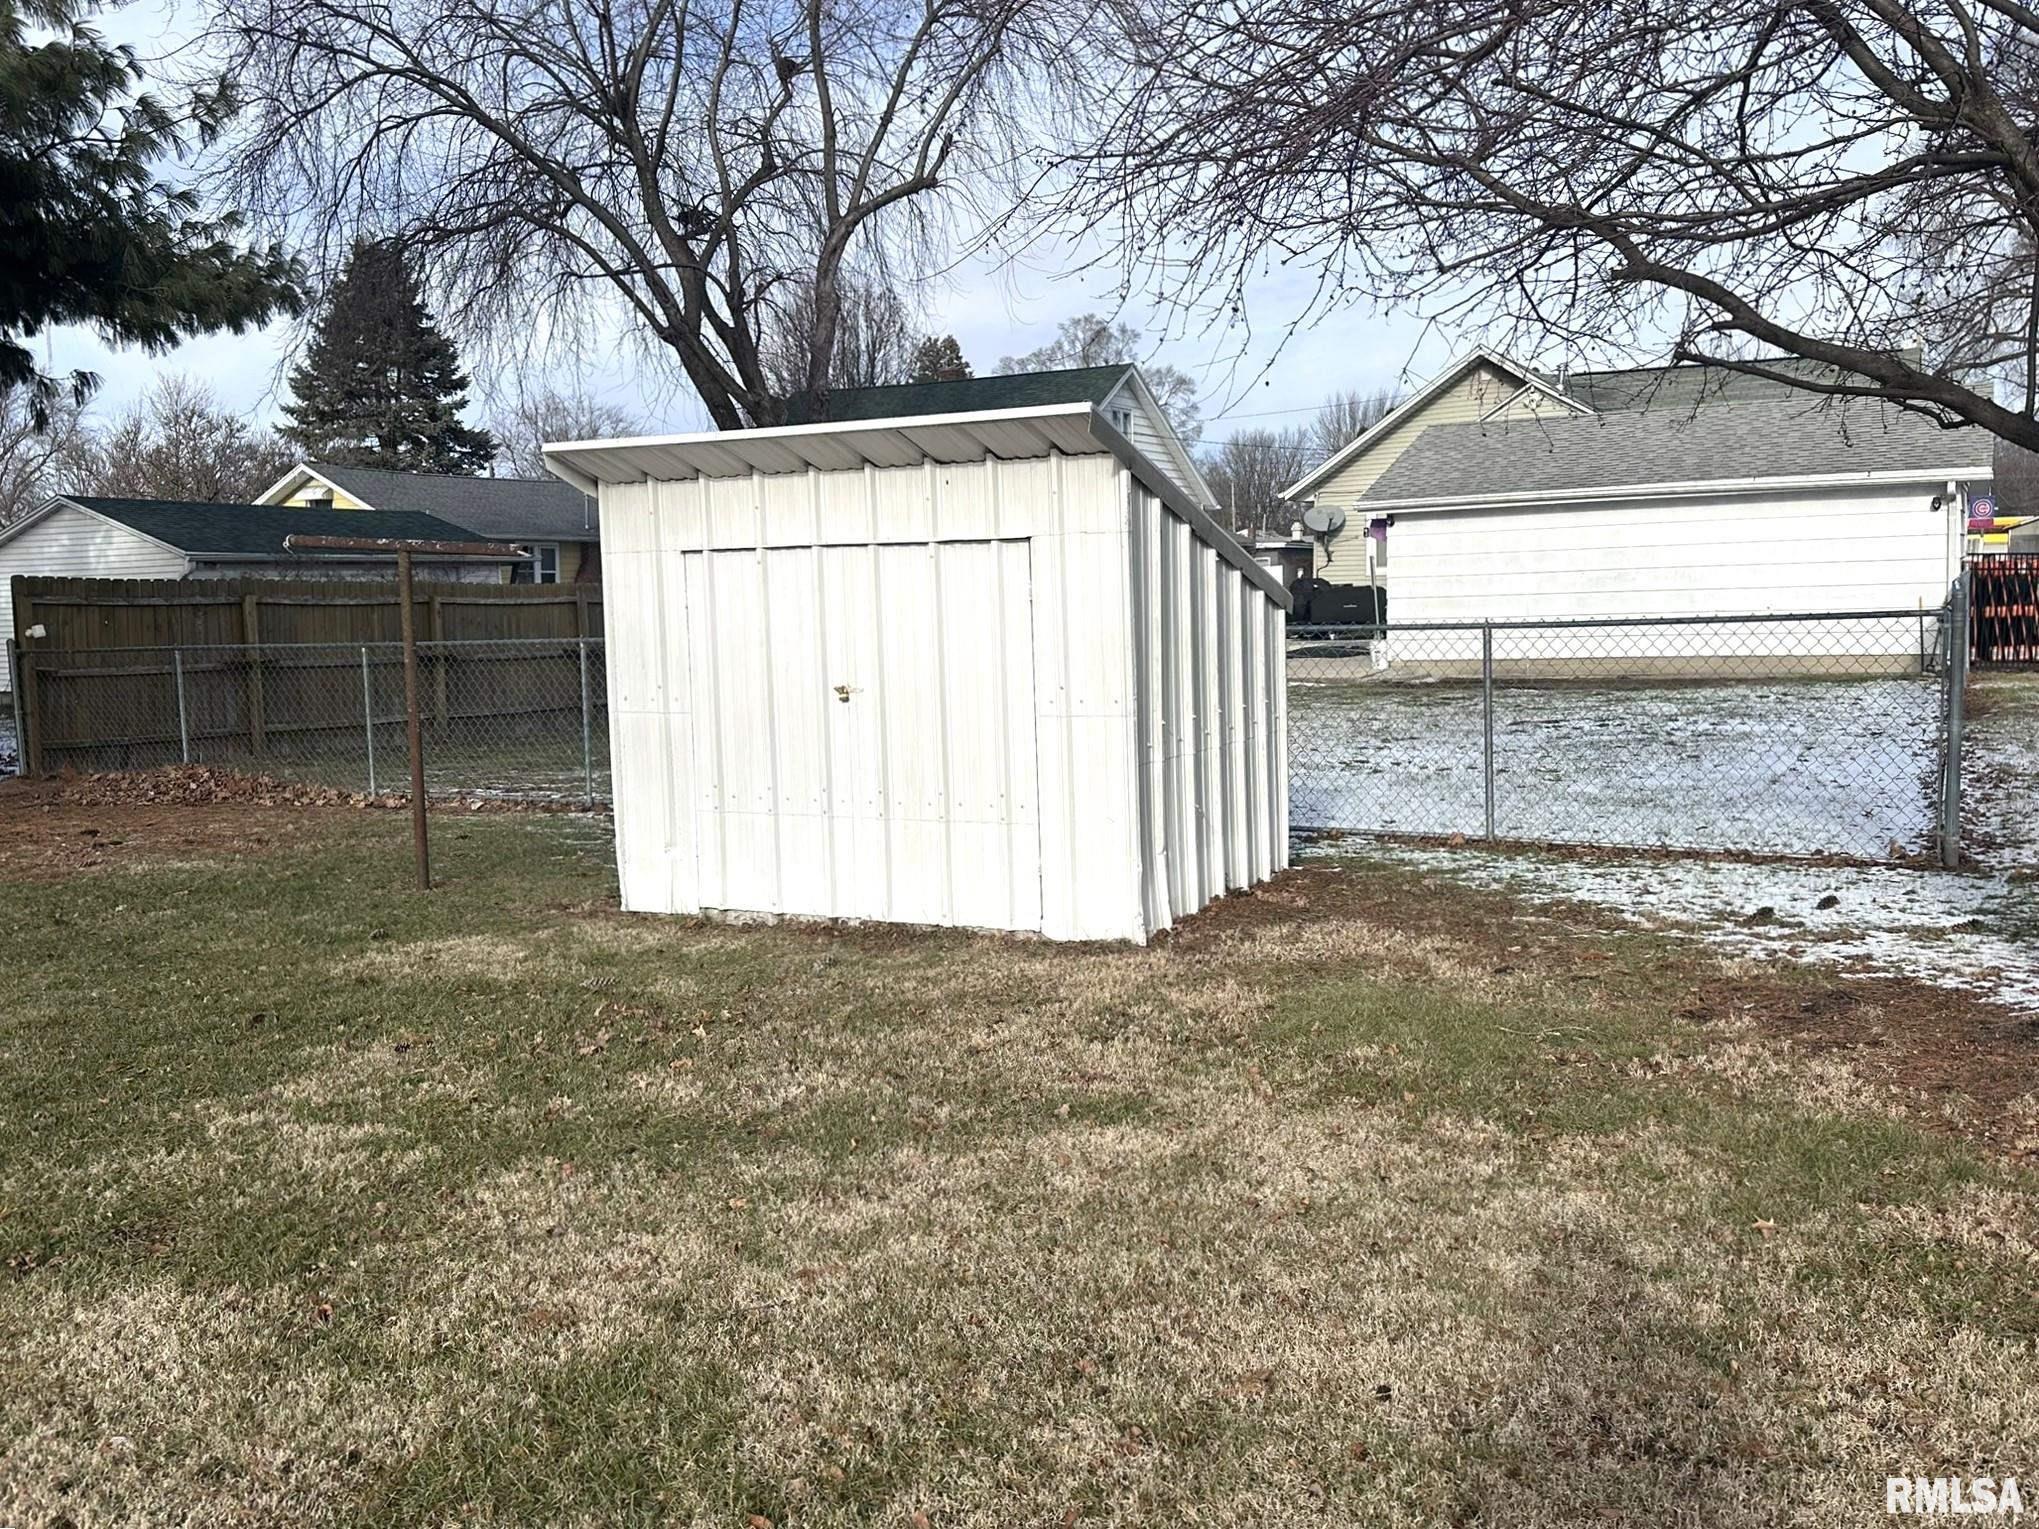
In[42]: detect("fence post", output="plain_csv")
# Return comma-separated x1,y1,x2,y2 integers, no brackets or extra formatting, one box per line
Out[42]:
1941,577,1969,869
578,636,594,805
172,647,190,764
242,594,267,755
1480,621,1496,842
362,646,377,796
6,639,24,777
428,593,448,732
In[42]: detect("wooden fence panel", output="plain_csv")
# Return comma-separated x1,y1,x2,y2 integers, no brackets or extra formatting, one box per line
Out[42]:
12,573,602,651
12,575,605,775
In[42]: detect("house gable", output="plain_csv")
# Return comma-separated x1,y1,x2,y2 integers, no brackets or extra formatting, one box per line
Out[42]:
0,499,190,644
1285,353,1536,580
1099,369,1216,507
254,464,375,510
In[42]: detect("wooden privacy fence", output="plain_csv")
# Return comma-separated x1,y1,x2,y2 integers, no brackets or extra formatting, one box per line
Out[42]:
12,637,609,801
10,572,602,651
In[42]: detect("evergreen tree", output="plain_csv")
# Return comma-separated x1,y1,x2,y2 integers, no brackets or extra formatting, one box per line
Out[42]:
1,0,301,423
282,241,497,473
907,334,970,383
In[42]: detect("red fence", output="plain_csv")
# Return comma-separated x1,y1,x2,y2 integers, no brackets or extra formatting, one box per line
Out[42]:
1972,556,2039,667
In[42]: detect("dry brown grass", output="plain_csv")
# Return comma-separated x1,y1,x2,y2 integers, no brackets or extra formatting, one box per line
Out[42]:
1,813,2035,1527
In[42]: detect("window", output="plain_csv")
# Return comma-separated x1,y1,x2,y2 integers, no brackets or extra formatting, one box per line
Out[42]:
302,492,333,510
1108,406,1133,434
512,543,561,584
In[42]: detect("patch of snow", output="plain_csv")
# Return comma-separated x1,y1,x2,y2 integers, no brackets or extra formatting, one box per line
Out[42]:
1291,676,1940,859
1316,842,2039,1013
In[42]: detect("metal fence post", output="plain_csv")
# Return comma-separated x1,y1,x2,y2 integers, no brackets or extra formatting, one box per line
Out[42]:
172,647,190,764
1941,577,1968,869
361,646,377,796
578,636,594,805
5,639,24,777
1481,621,1496,842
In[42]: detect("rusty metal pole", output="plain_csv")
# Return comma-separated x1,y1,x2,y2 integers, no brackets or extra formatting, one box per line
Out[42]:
280,532,523,893
397,549,430,890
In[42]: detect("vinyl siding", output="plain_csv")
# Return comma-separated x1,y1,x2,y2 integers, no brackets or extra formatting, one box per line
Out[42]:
276,485,372,510
1,505,187,649
1484,384,1588,423
1103,380,1202,502
1380,482,1959,630
1308,362,1522,580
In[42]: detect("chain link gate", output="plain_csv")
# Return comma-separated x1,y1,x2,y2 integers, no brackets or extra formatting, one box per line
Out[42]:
1287,599,1963,864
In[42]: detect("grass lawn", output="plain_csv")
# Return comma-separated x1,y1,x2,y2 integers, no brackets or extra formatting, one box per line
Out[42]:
1,792,2035,1526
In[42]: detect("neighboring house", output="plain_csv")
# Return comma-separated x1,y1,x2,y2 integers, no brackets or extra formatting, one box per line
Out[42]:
1282,350,1536,582
1349,398,1982,633
257,463,602,585
0,499,522,646
783,364,1216,509
1282,349,1945,586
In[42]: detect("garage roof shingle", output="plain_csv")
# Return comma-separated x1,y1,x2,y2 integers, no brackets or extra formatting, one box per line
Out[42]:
306,464,598,542
1360,399,1991,505
64,499,518,557
779,365,1133,425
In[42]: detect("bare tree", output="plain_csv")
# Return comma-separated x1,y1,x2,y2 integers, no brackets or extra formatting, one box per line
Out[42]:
1080,0,2039,449
760,273,921,395
81,377,297,503
492,390,648,478
1000,312,1202,443
1200,426,1313,538
207,0,1097,429
0,390,92,526
1309,387,1398,461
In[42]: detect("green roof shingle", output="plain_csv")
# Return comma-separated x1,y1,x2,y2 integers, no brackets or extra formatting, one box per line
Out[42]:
780,365,1132,425
65,498,515,558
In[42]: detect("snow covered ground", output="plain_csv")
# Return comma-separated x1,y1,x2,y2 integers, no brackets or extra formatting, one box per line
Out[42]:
1290,674,1941,859
1302,672,2039,1012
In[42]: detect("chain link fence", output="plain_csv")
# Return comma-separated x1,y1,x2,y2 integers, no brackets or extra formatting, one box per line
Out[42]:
1288,603,1962,862
12,638,608,805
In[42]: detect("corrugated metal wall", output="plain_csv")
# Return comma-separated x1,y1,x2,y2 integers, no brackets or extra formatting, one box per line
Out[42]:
600,451,1285,943
1125,474,1289,937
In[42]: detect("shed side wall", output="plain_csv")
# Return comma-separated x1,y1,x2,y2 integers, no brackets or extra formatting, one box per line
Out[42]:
1125,471,1289,933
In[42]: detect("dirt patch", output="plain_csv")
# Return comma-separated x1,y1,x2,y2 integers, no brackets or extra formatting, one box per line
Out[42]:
0,766,606,880
1173,861,2039,1159
0,775,339,880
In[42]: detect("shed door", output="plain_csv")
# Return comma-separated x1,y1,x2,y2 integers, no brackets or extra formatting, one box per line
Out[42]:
683,538,1042,932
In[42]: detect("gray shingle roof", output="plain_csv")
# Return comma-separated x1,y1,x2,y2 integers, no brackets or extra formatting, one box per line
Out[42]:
780,365,1133,425
1360,399,1990,505
64,499,519,558
1562,355,1849,412
308,464,598,542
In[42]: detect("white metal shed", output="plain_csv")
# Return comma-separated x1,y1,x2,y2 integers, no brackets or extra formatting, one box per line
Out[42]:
546,403,1291,943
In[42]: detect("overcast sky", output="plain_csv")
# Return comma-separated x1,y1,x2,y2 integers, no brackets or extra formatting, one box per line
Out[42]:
37,1,1457,449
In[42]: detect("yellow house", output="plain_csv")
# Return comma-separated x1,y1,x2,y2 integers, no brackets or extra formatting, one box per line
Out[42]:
1282,350,1561,582
256,462,602,584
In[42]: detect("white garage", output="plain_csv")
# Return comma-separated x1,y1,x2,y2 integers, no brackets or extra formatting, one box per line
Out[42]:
1351,398,1986,666
545,404,1290,943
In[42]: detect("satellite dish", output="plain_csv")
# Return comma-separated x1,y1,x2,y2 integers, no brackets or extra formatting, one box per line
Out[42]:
1301,504,1347,537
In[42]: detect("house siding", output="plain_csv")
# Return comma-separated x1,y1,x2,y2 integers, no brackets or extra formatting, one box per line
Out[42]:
275,484,372,510
1103,380,1202,503
2,506,187,650
1307,362,1522,579
1379,481,1960,631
